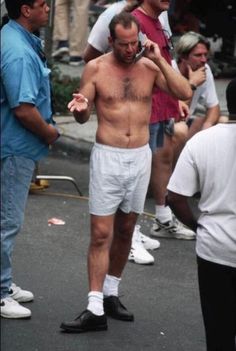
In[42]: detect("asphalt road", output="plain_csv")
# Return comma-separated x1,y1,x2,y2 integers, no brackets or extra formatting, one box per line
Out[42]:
1,150,206,351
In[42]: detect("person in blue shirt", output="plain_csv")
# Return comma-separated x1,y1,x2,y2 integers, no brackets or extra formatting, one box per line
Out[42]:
1,0,59,319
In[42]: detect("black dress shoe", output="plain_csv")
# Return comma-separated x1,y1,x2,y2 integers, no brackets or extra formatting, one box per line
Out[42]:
60,310,107,333
104,296,134,321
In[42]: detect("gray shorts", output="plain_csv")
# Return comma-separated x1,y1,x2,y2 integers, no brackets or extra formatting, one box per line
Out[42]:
89,143,152,216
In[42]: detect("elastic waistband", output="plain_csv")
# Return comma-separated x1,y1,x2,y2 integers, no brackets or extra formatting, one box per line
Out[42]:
94,142,150,154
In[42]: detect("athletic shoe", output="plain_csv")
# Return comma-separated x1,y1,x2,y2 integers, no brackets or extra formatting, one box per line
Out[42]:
0,297,31,319
52,41,69,58
60,310,107,333
150,217,196,240
69,56,84,66
134,225,160,250
128,235,154,265
9,283,34,303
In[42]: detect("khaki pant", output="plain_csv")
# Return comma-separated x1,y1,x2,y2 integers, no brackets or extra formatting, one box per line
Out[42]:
53,0,90,57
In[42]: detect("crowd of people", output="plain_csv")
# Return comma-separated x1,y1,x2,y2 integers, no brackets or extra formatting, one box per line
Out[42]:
1,0,235,350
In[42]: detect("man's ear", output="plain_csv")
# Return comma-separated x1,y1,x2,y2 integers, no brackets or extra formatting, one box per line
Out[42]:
21,4,31,18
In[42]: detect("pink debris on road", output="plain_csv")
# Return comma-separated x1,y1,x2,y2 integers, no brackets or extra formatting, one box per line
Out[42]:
48,218,65,225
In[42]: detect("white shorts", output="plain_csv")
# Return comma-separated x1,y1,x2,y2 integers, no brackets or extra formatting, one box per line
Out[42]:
89,143,152,216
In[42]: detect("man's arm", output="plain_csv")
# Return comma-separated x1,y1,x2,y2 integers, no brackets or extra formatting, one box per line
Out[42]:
14,104,59,144
68,61,97,123
144,41,192,101
83,44,103,63
155,56,192,101
167,191,198,232
83,3,114,62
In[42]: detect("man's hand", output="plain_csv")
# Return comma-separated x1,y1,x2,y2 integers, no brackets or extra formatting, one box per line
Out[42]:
179,100,189,120
143,39,162,62
14,103,60,145
188,65,206,87
68,93,89,113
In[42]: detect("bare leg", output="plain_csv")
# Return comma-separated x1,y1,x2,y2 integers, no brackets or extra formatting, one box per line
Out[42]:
109,209,138,277
149,126,196,240
150,134,174,206
88,214,114,292
88,210,138,291
172,121,188,168
187,116,205,140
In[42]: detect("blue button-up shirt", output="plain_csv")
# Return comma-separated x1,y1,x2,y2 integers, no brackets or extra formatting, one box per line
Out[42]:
1,20,53,160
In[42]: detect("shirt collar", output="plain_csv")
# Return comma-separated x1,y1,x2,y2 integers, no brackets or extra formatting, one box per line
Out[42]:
9,20,43,54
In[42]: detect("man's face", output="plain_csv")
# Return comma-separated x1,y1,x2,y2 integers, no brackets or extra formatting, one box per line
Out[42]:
28,0,50,29
185,43,209,71
110,23,139,64
148,0,171,14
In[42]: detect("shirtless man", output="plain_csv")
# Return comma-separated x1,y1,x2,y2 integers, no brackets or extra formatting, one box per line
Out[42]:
60,12,192,333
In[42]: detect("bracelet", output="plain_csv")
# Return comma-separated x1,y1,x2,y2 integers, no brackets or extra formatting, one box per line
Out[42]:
84,97,88,104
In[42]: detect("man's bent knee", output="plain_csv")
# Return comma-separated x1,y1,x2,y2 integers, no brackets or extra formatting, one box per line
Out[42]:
90,215,114,248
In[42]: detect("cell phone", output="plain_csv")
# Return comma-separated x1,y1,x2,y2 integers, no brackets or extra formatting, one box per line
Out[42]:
134,45,146,62
134,32,147,62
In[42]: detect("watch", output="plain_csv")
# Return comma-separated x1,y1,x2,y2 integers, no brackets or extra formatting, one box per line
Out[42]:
190,83,197,91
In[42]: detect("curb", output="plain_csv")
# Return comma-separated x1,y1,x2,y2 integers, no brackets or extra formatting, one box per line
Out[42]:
51,135,93,159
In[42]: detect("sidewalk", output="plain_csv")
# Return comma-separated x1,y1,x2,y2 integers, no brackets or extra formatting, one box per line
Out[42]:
53,62,230,157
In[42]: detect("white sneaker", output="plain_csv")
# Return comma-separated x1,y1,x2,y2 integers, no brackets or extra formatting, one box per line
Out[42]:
150,217,196,240
9,283,34,303
135,225,160,250
128,229,155,265
1,297,31,319
52,46,69,58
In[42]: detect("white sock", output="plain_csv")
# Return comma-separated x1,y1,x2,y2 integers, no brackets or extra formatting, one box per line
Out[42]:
155,205,172,223
103,274,121,297
87,291,104,316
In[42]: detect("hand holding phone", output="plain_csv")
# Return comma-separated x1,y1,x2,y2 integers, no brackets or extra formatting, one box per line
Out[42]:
134,32,147,62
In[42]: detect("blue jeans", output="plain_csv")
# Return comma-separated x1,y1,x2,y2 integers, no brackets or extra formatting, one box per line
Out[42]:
1,156,35,298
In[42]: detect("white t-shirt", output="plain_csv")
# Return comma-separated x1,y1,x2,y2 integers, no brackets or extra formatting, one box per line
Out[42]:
172,60,219,116
88,1,171,53
167,124,236,268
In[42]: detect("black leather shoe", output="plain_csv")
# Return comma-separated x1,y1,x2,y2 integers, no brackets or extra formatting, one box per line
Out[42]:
60,310,107,333
104,296,134,321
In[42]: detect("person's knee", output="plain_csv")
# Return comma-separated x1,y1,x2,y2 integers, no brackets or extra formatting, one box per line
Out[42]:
1,216,23,239
114,212,137,240
116,222,134,239
90,221,112,248
173,122,188,143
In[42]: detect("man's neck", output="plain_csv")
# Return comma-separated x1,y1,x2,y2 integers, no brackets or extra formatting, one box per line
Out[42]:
15,18,34,33
111,53,136,70
139,3,162,19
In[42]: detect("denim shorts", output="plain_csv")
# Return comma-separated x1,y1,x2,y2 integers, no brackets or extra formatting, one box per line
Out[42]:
149,122,165,153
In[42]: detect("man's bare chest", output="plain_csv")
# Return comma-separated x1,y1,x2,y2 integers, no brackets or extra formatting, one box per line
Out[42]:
95,66,154,102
